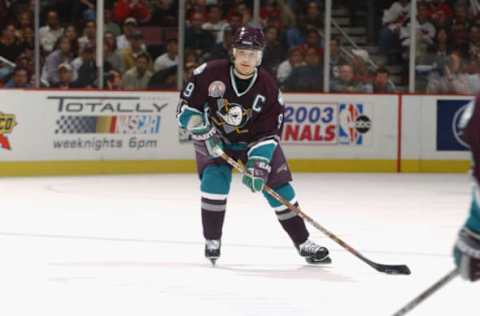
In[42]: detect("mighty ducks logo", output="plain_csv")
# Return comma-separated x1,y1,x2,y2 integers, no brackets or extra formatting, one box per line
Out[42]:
213,98,252,134
0,112,18,150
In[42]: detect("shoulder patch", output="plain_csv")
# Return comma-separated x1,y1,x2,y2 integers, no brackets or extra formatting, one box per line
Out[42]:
193,63,207,76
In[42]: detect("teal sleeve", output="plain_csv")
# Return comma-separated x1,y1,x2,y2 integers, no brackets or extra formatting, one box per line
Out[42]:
176,104,203,130
466,189,480,233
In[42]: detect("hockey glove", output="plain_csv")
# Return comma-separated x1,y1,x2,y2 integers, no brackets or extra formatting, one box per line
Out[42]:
242,159,271,193
191,125,223,158
454,227,480,281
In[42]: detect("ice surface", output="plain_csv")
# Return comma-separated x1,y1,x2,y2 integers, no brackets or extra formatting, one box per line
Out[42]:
0,173,475,316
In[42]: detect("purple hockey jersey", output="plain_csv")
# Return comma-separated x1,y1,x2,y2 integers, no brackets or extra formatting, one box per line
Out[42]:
178,60,284,145
461,95,480,184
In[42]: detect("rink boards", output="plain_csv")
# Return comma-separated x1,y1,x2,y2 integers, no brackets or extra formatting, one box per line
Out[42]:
0,90,471,175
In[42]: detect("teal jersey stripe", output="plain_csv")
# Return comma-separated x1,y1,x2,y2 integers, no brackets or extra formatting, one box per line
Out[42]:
248,140,278,163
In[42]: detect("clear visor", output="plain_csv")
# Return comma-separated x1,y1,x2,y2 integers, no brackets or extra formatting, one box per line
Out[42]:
233,48,262,62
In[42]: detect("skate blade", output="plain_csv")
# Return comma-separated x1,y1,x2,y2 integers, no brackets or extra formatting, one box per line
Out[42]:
306,256,332,265
208,258,218,266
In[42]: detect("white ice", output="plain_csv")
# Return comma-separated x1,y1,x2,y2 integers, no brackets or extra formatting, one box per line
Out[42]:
0,173,476,316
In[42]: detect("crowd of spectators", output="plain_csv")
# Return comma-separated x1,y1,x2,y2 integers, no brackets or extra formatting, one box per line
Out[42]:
380,0,480,94
0,0,477,94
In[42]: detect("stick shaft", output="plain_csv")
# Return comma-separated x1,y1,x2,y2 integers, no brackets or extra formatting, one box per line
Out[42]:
392,268,459,316
220,152,402,270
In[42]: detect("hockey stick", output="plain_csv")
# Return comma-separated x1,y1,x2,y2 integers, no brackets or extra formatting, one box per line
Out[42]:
217,150,411,275
392,268,459,316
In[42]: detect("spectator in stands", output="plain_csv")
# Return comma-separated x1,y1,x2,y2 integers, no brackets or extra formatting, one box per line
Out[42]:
433,27,451,58
19,26,34,51
351,49,372,84
105,69,123,90
428,0,453,26
330,36,348,80
148,64,177,90
284,47,323,92
153,38,178,73
3,66,31,88
451,21,470,56
64,24,78,43
263,26,286,76
452,3,470,27
469,24,480,62
276,47,305,85
122,30,149,71
295,28,322,58
331,63,369,93
122,52,152,89
260,0,281,23
39,10,64,54
416,27,451,91
206,26,233,61
187,0,208,19
185,12,215,58
236,2,254,26
104,8,121,37
113,0,151,24
63,24,80,56
41,36,74,87
378,0,410,57
227,12,242,33
117,17,138,50
78,20,96,54
298,1,323,31
72,43,97,88
372,67,396,93
16,10,33,36
427,51,472,94
400,2,436,61
0,0,8,30
14,51,32,74
51,63,78,89
202,5,229,44
149,0,177,27
104,31,125,73
0,24,23,63
72,0,96,22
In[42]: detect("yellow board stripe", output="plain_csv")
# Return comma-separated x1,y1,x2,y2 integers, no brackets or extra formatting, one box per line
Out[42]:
0,160,197,177
401,160,470,173
0,159,470,177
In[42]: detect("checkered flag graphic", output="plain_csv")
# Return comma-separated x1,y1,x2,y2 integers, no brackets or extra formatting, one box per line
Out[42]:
55,116,97,134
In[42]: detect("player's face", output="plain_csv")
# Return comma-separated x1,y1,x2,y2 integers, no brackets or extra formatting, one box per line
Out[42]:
233,48,259,76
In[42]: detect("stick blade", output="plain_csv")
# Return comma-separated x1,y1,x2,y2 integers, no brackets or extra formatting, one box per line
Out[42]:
376,264,411,275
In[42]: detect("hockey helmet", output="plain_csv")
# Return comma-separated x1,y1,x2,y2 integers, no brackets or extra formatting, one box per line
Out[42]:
232,26,265,50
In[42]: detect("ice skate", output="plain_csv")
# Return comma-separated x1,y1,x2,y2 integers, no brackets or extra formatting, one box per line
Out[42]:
205,239,221,266
298,239,331,264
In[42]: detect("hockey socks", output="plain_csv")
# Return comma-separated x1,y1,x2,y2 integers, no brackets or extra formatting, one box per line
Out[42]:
263,183,309,245
200,164,232,240
201,196,226,240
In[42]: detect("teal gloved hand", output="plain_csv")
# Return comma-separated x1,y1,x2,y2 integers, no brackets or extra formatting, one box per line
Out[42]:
191,125,223,158
454,227,480,281
242,159,271,193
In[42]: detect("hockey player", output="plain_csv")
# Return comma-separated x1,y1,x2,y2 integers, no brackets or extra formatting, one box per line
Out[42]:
454,96,480,281
176,26,330,265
